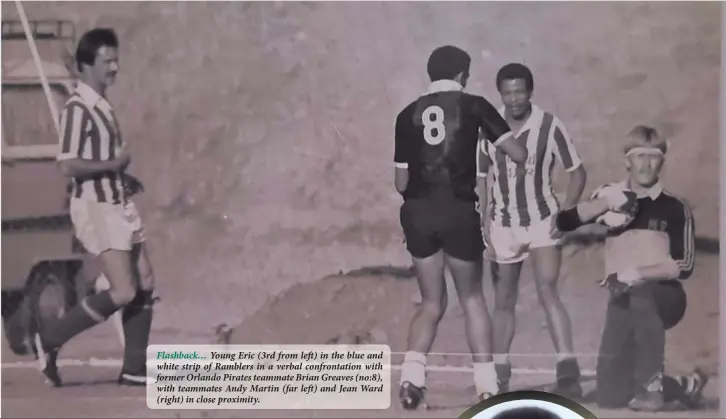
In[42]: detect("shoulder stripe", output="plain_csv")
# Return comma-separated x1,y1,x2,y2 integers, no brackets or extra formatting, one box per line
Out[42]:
663,190,695,274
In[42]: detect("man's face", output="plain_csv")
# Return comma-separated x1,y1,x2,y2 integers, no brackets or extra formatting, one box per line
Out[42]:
86,46,119,88
627,151,664,187
499,78,531,119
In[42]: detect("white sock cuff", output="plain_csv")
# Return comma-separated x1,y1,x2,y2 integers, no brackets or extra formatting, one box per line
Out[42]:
473,362,498,394
493,354,509,365
403,351,426,365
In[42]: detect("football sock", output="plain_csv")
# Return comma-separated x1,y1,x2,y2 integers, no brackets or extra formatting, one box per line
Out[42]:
557,352,575,362
494,354,511,386
474,362,498,395
44,291,118,349
493,354,510,365
400,351,426,388
122,289,154,374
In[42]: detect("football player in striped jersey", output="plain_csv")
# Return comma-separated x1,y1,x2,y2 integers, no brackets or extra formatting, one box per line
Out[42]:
478,63,587,397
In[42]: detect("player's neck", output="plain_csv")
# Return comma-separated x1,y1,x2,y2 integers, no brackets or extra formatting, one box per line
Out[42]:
80,77,107,98
628,179,660,196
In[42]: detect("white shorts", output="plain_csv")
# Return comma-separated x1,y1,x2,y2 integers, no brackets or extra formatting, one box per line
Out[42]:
70,198,146,256
485,215,559,264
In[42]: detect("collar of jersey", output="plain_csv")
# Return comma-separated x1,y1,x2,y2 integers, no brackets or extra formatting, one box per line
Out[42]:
498,104,543,135
427,79,463,94
617,180,663,199
75,81,110,109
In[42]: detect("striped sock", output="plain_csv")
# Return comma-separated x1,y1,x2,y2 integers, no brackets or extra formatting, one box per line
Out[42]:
44,291,118,348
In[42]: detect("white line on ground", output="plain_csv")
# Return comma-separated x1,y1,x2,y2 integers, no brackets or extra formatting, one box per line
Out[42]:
1,357,596,376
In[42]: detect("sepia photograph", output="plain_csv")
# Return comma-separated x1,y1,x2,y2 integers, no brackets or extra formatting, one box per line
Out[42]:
1,1,722,418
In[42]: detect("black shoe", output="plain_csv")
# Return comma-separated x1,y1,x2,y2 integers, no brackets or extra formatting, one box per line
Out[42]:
550,380,583,400
399,381,425,410
679,368,709,409
31,333,62,387
552,358,582,400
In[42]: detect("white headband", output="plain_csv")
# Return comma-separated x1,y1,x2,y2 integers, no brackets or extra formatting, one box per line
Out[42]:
625,147,665,157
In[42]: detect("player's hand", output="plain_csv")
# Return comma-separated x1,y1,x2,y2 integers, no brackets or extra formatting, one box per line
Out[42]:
599,273,631,296
123,174,145,196
550,213,564,239
114,148,132,171
599,270,641,296
604,189,638,213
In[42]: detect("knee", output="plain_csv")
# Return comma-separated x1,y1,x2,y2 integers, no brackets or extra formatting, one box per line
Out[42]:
459,293,485,313
417,301,446,322
109,283,139,306
494,290,517,312
535,280,560,303
139,268,155,291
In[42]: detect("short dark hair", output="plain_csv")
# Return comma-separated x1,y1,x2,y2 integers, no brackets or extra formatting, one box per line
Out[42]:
427,45,471,82
491,406,562,419
75,28,119,72
496,63,534,92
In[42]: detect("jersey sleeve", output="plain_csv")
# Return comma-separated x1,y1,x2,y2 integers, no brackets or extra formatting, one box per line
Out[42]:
477,97,513,146
667,198,696,279
57,102,89,161
551,117,582,172
394,110,411,169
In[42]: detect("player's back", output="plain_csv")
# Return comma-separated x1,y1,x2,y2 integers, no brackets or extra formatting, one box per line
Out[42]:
396,89,495,202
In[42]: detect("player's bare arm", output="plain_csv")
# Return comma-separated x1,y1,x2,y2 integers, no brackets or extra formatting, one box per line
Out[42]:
555,191,636,232
478,99,527,163
550,118,587,208
393,111,410,194
59,153,129,179
563,165,586,208
57,105,130,178
475,137,491,240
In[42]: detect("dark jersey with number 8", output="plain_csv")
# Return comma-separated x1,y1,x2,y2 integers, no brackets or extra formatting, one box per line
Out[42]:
394,86,512,201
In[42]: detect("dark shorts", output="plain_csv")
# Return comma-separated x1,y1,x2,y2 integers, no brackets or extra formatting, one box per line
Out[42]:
399,195,483,262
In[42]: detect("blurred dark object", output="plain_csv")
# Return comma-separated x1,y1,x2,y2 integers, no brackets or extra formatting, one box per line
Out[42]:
123,174,145,197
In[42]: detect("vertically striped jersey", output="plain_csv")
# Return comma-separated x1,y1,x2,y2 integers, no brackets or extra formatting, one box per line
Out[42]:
395,80,513,202
478,104,581,227
57,82,127,204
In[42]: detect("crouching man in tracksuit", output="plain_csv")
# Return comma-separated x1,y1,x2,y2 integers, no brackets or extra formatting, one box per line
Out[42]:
552,126,708,412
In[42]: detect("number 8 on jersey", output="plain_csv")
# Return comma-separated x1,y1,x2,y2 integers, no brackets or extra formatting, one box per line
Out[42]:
422,105,446,145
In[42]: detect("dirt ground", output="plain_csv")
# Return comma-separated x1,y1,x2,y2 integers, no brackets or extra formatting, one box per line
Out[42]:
1,1,722,418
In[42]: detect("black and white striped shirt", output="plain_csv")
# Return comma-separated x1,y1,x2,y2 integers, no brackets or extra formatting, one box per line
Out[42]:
478,105,582,227
57,81,126,204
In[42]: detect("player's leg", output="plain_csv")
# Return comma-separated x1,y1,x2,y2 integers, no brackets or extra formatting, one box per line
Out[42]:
36,201,138,386
488,221,528,392
529,246,580,397
442,199,497,398
119,239,156,385
398,199,446,409
640,281,707,409
490,261,522,392
596,294,636,408
627,283,668,412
